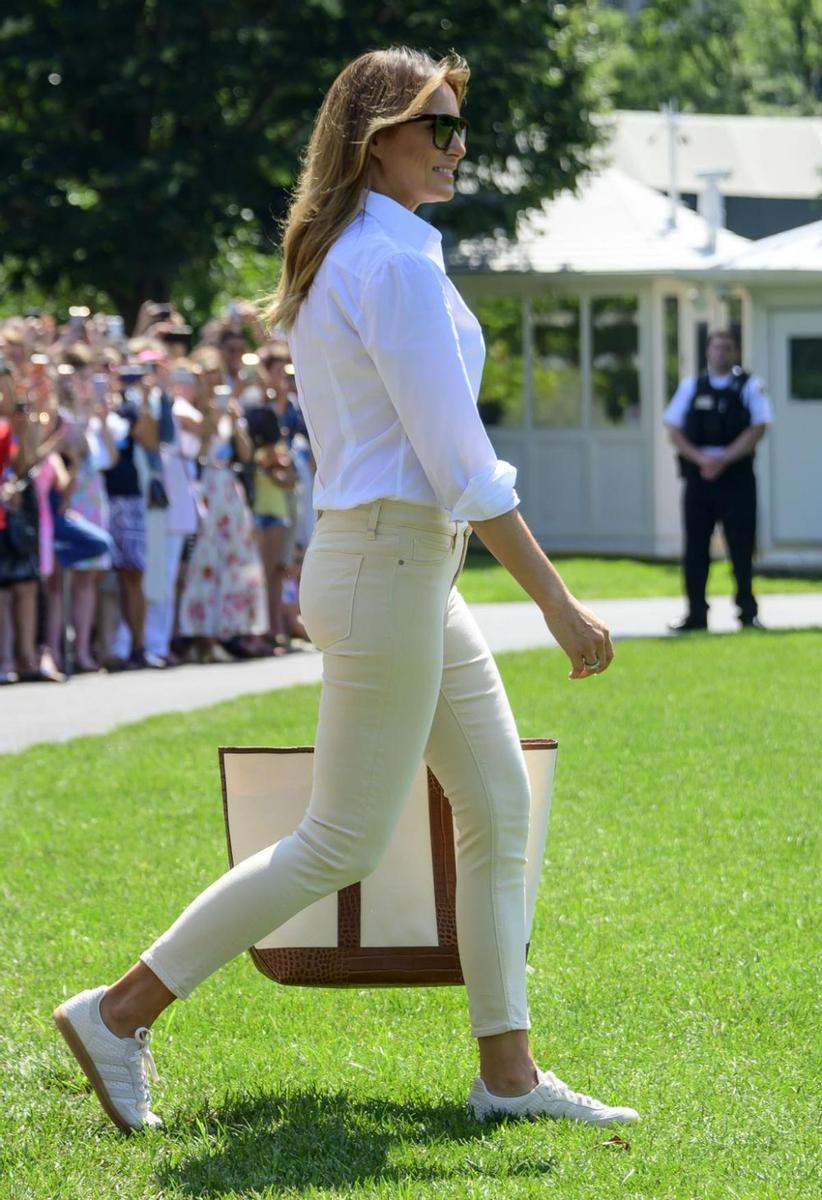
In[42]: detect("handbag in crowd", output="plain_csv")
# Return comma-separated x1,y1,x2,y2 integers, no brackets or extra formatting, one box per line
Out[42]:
4,477,39,558
147,474,169,510
219,739,557,987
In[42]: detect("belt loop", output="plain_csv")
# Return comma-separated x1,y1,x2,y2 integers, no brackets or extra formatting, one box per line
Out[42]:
366,499,382,540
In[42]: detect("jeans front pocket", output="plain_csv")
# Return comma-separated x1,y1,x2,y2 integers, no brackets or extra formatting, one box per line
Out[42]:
410,531,455,564
299,549,364,649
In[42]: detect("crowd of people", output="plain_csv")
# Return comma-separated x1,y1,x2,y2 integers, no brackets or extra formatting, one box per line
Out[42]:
0,299,315,684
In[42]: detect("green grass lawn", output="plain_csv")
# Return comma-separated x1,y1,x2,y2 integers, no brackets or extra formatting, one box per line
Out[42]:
459,552,822,604
1,632,820,1199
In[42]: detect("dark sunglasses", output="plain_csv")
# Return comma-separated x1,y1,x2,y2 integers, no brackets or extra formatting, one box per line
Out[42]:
401,112,469,151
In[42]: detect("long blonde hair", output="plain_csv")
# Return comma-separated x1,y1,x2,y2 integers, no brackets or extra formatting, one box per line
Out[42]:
257,47,469,333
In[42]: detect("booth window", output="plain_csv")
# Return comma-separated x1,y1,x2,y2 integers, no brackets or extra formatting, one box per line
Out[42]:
727,295,743,359
531,296,582,427
591,296,640,427
664,296,680,400
789,337,822,401
474,297,525,427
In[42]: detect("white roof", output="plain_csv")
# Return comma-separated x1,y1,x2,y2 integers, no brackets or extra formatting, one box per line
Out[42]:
717,218,822,271
450,168,749,276
606,109,822,200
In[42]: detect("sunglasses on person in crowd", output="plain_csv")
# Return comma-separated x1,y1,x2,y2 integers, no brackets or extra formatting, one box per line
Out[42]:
400,113,469,151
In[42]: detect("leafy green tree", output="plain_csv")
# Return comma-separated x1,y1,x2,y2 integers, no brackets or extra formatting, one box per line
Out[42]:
742,0,822,112
611,0,751,114
612,0,822,117
0,1,614,329
474,297,525,428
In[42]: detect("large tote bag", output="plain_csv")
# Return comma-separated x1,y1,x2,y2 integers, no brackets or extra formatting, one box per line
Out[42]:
220,738,557,987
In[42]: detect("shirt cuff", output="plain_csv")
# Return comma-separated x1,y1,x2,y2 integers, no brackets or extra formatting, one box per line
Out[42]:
448,460,520,522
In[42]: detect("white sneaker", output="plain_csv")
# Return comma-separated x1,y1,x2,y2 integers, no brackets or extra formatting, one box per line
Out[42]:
467,1068,639,1126
53,986,162,1133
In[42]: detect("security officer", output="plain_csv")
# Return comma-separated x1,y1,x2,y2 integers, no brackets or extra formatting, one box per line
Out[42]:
664,329,772,631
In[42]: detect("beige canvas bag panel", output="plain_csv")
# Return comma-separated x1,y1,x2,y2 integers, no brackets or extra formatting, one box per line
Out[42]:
219,738,557,987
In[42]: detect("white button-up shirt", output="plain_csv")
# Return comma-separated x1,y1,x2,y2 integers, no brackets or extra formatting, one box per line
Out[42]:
288,189,519,521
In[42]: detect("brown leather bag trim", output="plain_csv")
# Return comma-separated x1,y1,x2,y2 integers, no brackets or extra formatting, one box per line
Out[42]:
427,767,458,949
251,944,464,987
338,881,360,948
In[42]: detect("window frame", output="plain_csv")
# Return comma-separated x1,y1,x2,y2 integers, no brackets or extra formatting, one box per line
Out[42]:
527,288,645,433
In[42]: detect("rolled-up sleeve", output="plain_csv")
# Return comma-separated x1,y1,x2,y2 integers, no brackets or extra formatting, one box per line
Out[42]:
356,251,519,522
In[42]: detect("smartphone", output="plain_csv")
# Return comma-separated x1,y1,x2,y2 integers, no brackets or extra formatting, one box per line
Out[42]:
163,325,192,344
240,352,260,383
29,353,51,378
117,365,145,385
214,384,233,411
107,315,125,342
93,373,108,400
68,305,90,333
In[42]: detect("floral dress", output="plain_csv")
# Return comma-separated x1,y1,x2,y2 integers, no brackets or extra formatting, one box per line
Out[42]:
179,418,266,639
68,423,112,571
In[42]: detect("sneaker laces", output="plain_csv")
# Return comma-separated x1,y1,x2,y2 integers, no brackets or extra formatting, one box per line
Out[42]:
540,1070,597,1108
128,1027,159,1115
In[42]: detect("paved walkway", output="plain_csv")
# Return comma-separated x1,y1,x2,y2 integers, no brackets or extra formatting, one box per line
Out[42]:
2,591,819,755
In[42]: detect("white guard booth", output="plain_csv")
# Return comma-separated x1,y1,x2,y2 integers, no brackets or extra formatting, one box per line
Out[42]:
706,224,822,569
449,168,822,570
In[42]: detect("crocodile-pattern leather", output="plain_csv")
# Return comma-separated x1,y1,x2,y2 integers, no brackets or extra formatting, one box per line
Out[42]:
337,882,360,948
253,945,464,987
427,768,458,949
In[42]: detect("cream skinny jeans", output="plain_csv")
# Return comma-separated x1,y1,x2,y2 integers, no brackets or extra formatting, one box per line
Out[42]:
142,499,532,1036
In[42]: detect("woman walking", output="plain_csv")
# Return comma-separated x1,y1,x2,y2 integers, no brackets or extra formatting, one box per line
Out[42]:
54,47,638,1134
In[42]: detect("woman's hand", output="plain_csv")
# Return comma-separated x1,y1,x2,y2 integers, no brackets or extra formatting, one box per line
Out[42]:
541,594,614,679
227,398,253,462
470,507,615,681
1,479,21,511
133,408,159,453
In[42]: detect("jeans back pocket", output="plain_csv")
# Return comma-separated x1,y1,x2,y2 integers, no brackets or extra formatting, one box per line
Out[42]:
299,549,364,649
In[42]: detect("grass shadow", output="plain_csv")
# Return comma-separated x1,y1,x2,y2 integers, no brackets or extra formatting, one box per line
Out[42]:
605,623,822,645
693,624,821,642
157,1086,556,1195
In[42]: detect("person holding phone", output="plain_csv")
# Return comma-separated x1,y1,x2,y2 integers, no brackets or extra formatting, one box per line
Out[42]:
217,326,250,396
0,362,42,683
143,362,202,665
176,382,267,662
54,47,636,1134
62,370,119,671
101,364,159,669
243,345,300,653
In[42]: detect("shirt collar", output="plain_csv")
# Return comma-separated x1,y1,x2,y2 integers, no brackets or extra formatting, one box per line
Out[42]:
362,189,444,269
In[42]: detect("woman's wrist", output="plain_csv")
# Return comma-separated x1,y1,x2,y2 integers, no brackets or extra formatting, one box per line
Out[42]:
472,508,574,616
537,578,574,620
